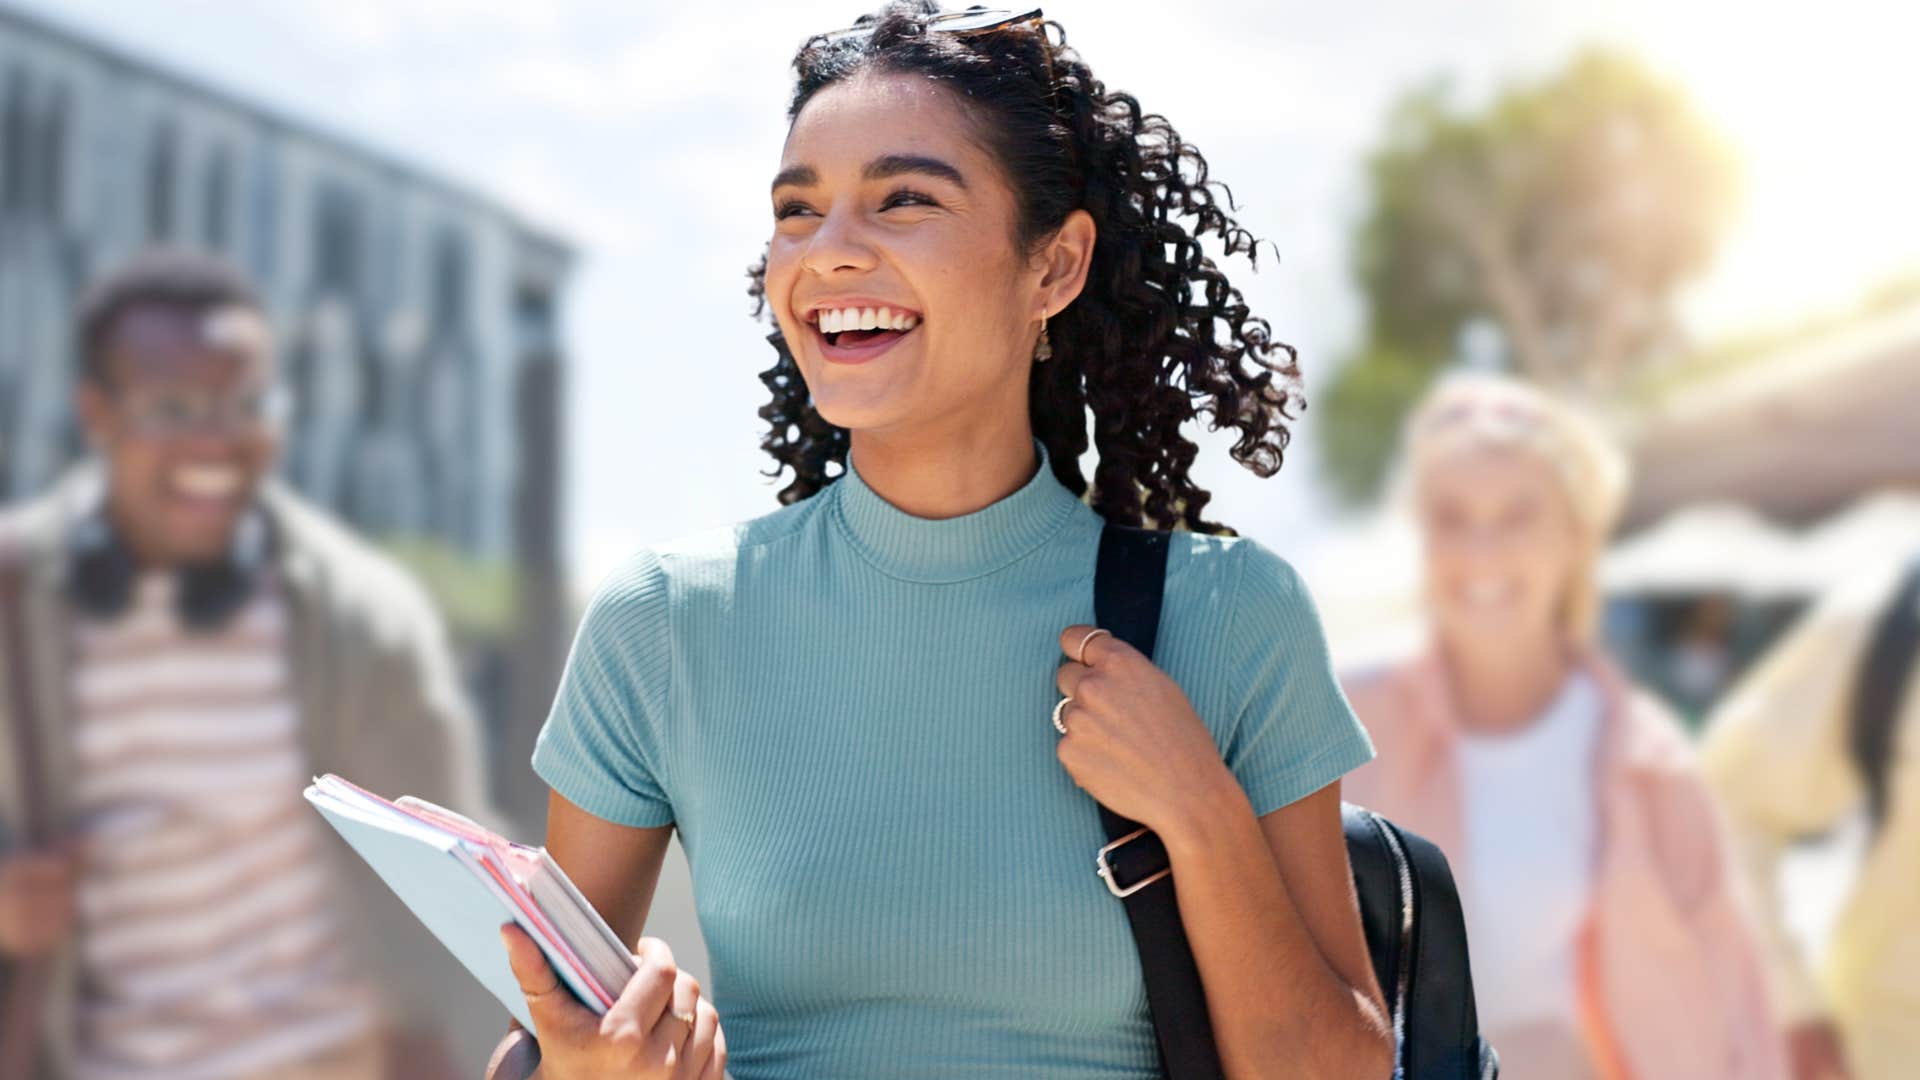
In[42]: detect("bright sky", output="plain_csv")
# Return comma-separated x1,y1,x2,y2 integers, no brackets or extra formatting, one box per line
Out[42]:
18,0,1920,594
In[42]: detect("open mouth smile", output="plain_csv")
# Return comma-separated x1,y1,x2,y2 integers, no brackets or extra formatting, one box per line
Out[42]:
805,302,922,365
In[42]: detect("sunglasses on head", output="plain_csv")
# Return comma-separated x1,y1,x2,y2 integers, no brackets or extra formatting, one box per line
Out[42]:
810,7,1057,116
812,6,1044,47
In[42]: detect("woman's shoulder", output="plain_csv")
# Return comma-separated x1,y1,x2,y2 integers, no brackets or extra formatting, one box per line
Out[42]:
582,496,827,625
654,491,824,566
1164,531,1316,618
1160,531,1341,676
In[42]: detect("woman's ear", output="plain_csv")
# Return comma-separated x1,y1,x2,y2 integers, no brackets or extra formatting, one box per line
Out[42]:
1035,209,1096,316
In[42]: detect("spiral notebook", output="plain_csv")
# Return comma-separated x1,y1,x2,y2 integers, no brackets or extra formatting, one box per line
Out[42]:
303,774,636,1034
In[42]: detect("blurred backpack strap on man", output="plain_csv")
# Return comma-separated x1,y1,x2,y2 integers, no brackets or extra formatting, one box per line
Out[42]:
1,551,56,1080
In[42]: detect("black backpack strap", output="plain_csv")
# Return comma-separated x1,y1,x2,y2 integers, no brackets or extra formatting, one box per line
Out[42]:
1391,817,1486,1078
1341,805,1405,1043
1345,804,1494,1079
1092,524,1225,1080
1854,557,1920,832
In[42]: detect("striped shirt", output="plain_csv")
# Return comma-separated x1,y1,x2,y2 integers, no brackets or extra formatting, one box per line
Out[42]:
69,573,374,1080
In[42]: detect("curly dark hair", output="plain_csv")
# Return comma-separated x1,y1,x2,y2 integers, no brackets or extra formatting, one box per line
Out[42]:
748,2,1300,533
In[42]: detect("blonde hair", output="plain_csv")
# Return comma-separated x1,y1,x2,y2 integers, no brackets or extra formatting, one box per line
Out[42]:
1404,373,1630,645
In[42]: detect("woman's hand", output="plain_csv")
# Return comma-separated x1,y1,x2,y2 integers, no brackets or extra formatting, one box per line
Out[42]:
1052,624,1238,834
501,925,726,1080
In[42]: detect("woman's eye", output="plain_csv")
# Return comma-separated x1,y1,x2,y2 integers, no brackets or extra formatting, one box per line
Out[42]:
774,200,815,220
880,189,937,211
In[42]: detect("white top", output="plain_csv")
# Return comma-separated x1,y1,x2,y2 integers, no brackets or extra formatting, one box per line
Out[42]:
1456,670,1603,1035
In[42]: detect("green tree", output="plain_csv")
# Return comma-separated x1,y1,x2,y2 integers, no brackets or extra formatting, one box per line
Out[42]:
1320,48,1738,503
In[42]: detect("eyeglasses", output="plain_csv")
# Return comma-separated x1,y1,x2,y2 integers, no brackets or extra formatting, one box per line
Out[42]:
813,7,1045,47
112,384,291,440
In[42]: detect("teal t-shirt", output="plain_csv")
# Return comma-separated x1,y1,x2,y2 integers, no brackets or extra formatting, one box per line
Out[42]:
532,451,1374,1079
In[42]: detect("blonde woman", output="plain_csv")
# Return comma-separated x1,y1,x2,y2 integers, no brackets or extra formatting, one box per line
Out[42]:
1342,374,1786,1079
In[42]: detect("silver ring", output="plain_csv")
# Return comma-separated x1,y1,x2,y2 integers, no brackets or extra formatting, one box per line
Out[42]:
1074,628,1111,665
1051,696,1073,735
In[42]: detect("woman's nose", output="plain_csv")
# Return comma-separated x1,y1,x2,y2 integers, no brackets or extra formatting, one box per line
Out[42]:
801,205,879,276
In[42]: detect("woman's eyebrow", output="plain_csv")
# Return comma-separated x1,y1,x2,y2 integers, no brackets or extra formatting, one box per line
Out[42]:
864,154,967,188
771,156,968,194
771,164,818,193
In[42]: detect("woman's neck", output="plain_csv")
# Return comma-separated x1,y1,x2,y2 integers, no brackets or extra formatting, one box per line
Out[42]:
848,425,1040,521
1439,630,1576,736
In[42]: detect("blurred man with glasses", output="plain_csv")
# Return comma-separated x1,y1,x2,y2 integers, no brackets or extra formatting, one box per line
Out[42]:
0,249,495,1080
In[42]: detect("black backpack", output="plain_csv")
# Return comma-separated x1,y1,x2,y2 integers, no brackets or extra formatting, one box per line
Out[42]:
1090,524,1497,1079
1853,556,1920,833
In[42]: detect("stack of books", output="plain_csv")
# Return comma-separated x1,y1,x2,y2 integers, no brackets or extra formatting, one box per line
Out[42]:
303,774,635,1032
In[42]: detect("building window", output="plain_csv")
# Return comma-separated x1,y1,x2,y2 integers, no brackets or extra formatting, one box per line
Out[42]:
431,228,469,323
1,69,28,213
202,146,232,251
420,226,477,545
147,121,178,242
247,141,278,277
37,85,68,218
314,182,362,291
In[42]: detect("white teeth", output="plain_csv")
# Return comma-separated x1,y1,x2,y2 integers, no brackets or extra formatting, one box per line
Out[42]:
174,464,242,499
815,305,920,336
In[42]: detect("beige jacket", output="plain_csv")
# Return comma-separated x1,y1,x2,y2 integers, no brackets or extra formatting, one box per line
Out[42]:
1701,558,1920,1080
0,469,502,1079
1343,651,1787,1080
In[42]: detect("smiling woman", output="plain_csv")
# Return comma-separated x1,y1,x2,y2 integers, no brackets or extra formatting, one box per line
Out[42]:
746,5,1294,526
504,4,1392,1080
1342,375,1787,1080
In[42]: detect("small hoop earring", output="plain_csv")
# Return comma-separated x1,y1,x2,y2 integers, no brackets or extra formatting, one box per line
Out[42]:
1034,317,1052,363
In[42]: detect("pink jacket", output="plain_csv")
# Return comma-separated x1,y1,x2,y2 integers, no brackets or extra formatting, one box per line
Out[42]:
1341,651,1787,1080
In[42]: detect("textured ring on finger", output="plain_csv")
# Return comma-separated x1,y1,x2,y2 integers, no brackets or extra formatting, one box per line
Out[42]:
1052,695,1073,736
1074,627,1111,664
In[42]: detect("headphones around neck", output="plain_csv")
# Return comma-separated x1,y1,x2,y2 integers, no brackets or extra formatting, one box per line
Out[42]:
68,503,274,632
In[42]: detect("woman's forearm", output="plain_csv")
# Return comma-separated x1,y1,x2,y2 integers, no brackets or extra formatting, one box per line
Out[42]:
1157,778,1392,1080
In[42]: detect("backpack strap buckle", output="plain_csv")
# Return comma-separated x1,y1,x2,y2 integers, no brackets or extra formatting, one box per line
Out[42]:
1096,826,1172,899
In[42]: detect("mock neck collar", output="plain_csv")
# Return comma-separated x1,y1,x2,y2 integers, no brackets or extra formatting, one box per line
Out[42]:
831,443,1085,584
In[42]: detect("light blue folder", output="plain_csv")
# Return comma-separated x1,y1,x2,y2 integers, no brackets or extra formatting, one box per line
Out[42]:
304,780,606,1036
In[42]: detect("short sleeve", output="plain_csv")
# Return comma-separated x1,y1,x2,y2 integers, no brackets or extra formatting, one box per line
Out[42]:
531,550,677,828
1222,541,1376,817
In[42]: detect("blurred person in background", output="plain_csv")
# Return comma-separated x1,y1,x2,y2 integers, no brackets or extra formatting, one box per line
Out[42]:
1702,551,1920,1080
0,249,495,1080
1342,374,1785,1079
1663,595,1739,723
